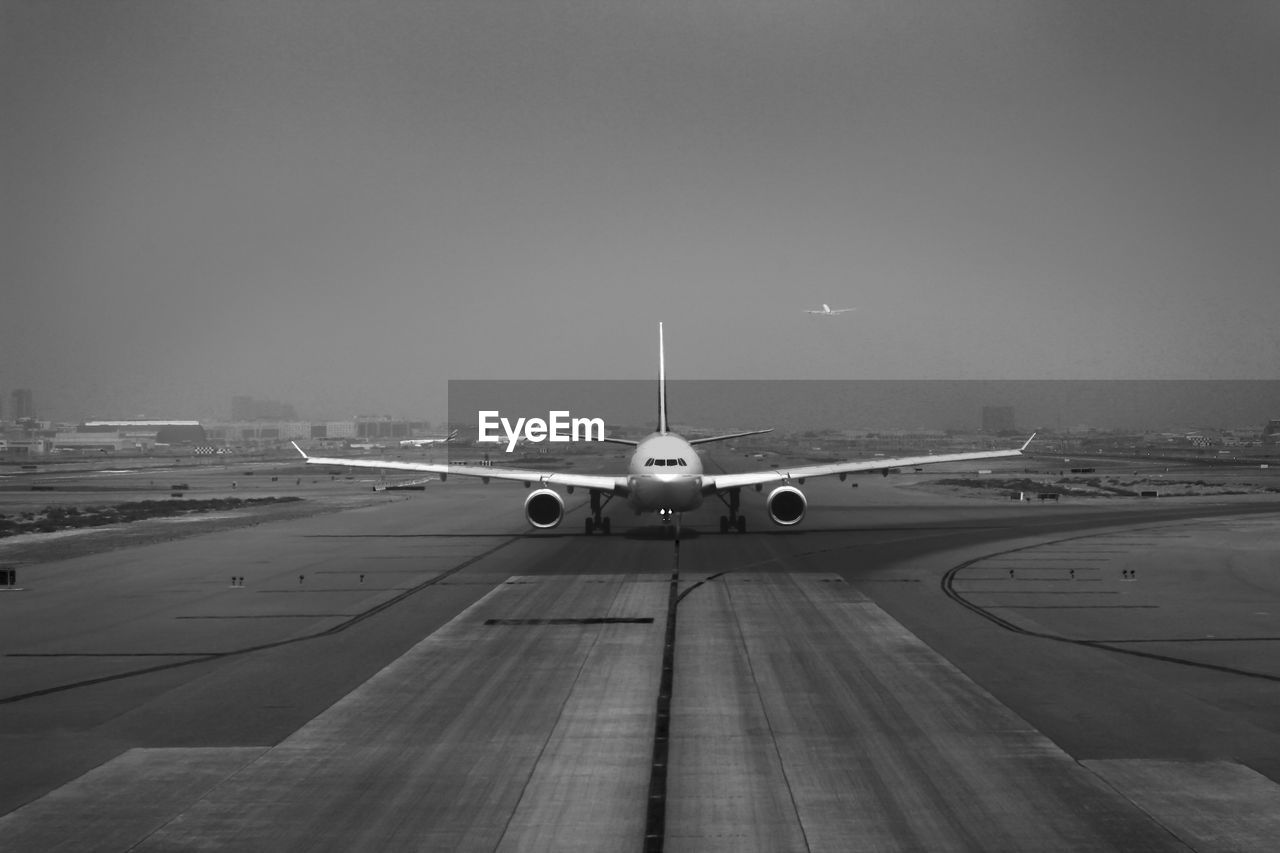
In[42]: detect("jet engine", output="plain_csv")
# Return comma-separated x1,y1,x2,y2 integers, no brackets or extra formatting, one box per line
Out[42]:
765,485,807,526
523,488,565,529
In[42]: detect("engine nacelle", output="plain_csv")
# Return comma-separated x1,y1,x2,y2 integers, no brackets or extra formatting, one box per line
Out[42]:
523,488,564,529
765,485,807,526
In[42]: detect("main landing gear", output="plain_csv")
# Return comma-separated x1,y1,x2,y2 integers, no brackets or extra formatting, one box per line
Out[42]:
716,488,747,534
584,489,612,535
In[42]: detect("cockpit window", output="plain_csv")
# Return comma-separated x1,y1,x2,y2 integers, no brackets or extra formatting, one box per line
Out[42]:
643,456,688,469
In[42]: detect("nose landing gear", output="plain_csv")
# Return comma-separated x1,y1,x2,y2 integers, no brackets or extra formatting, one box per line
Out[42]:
658,508,682,541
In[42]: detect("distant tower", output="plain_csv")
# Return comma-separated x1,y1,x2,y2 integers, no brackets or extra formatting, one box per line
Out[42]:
11,388,34,420
1262,419,1280,445
981,405,1015,434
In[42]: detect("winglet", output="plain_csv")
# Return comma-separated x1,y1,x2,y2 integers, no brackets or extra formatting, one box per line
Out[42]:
291,441,309,459
1020,432,1037,452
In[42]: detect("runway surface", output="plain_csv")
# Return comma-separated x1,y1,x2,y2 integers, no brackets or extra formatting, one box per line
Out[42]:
3,463,1280,850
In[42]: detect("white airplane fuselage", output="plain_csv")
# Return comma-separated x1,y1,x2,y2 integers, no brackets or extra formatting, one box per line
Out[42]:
625,432,704,513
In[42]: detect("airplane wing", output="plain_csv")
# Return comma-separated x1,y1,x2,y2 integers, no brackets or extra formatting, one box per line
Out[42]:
702,435,1033,492
293,443,627,494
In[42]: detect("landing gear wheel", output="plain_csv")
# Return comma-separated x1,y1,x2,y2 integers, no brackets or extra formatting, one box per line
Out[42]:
719,515,730,534
735,516,746,534
587,489,614,537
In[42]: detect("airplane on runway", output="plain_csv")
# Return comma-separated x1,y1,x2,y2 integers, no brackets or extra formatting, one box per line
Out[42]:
293,325,1031,537
399,429,459,448
804,303,855,316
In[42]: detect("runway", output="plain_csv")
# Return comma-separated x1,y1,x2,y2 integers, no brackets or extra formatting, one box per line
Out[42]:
3,467,1280,850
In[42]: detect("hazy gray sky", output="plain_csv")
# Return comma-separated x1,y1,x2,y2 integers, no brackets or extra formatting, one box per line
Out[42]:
4,1,1279,422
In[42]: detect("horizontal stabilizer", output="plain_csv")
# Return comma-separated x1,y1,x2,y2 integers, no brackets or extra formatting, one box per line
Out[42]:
688,428,774,446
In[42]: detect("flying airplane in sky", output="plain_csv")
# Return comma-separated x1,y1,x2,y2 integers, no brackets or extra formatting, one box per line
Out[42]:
293,325,1030,538
399,429,459,448
805,303,855,316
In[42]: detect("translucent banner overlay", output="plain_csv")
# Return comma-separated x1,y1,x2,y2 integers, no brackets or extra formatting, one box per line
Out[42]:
436,379,1280,460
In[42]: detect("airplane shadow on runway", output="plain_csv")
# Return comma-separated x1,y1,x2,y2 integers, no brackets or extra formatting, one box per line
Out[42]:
623,527,703,540
303,523,1010,541
609,523,1008,540
498,523,1013,540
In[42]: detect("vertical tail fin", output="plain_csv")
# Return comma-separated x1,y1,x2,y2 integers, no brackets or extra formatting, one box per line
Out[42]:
658,322,669,434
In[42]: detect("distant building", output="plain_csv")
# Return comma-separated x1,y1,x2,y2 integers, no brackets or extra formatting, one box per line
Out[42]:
205,421,311,443
49,421,168,452
11,388,34,420
1262,419,1280,445
67,420,207,450
325,421,358,439
981,406,1016,434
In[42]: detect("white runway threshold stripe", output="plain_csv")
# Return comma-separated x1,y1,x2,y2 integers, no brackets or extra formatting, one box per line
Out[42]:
666,573,1193,853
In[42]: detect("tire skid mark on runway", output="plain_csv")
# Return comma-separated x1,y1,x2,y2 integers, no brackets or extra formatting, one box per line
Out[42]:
0,533,527,705
642,541,680,853
649,534,805,850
